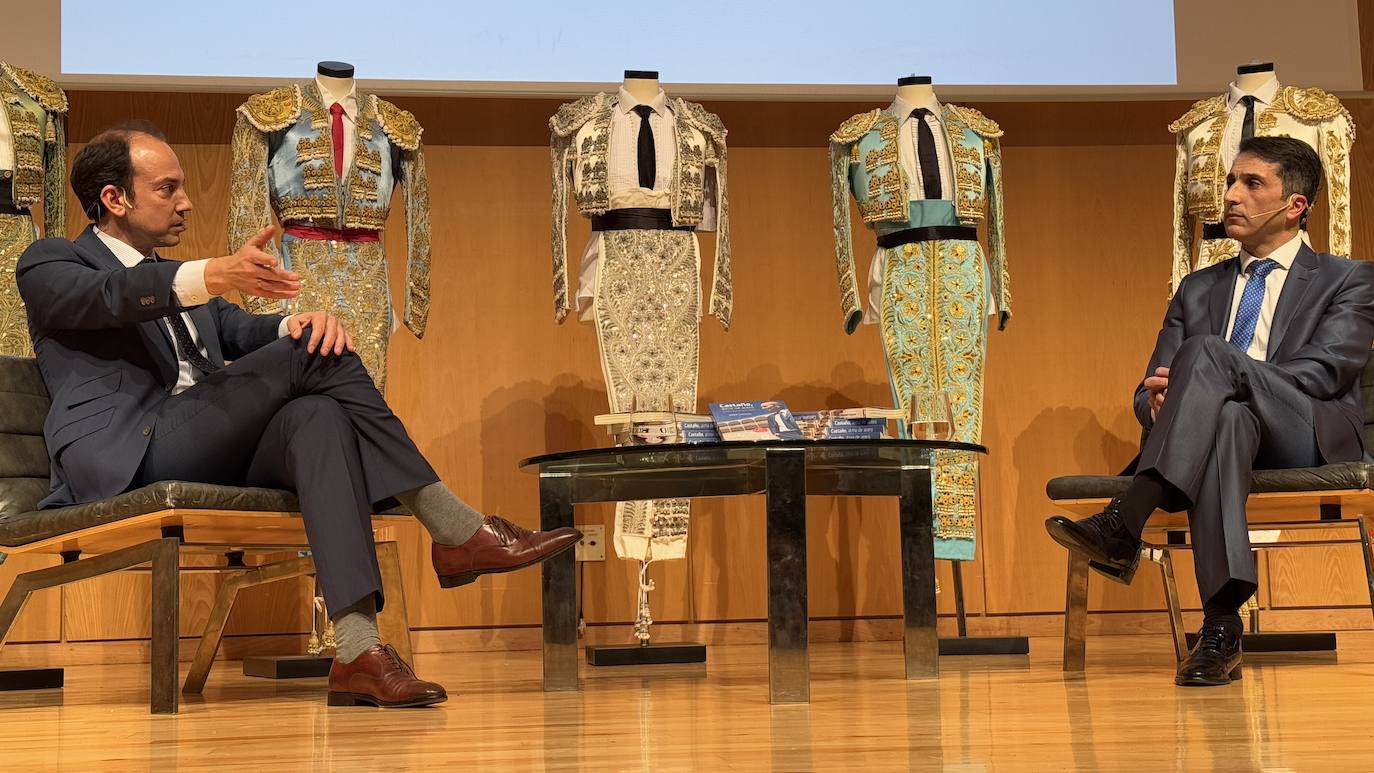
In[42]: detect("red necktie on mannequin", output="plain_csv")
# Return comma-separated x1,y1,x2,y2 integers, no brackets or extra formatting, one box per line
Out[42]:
329,102,345,178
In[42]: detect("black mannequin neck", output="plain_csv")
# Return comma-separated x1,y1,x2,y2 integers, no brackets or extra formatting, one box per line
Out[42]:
317,61,355,79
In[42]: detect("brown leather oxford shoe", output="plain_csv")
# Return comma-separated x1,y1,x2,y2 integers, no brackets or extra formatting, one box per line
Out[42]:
327,644,447,708
432,515,582,588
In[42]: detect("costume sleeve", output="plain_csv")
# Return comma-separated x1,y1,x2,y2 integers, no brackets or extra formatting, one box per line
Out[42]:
400,142,432,338
1318,110,1354,258
830,141,863,334
705,137,732,329
985,136,1010,330
41,111,65,238
1170,134,1194,296
550,132,575,323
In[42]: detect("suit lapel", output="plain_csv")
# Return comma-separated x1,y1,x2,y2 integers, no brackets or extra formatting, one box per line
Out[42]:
1207,259,1239,336
75,227,179,384
1266,244,1318,360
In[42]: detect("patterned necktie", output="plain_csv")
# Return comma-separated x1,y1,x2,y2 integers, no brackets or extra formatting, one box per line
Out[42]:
911,108,943,200
1228,258,1281,353
632,104,656,190
1239,95,1256,141
142,257,219,374
329,102,345,178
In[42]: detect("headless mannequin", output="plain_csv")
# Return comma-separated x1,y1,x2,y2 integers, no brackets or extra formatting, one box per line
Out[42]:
896,75,939,112
622,69,662,102
1235,62,1276,93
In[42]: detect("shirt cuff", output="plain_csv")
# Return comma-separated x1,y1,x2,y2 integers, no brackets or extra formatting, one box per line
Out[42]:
277,315,292,338
172,259,212,306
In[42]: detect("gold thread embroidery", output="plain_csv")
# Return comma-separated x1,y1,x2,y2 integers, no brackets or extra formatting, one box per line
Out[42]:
296,134,331,164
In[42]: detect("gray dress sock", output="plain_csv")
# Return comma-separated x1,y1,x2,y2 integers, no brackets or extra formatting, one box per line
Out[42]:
396,482,486,546
332,594,381,664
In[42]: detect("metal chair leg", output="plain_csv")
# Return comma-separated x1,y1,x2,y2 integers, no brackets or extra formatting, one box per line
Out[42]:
1063,552,1089,671
182,555,316,694
1358,515,1374,629
375,541,414,665
1158,548,1188,662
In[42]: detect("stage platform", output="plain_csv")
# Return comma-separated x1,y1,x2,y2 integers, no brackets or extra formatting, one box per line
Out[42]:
1,633,1371,769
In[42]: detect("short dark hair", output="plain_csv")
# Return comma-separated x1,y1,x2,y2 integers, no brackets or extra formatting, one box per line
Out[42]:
1236,135,1323,210
70,120,168,221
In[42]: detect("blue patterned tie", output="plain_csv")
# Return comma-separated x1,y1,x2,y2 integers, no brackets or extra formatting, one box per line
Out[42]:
1228,258,1281,352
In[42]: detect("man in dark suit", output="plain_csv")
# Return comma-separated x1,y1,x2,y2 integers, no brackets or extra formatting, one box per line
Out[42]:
17,121,581,707
1045,137,1374,686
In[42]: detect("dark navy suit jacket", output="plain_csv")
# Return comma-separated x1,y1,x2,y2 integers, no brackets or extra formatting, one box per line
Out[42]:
1133,244,1374,465
16,226,283,508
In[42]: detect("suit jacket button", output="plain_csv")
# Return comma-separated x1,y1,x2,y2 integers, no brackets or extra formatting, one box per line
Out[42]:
142,426,152,436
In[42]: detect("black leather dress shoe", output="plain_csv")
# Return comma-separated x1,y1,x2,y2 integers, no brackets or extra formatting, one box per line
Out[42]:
1175,624,1243,686
1044,497,1142,584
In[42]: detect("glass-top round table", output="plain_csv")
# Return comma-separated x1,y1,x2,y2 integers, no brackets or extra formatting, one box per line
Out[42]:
519,439,987,704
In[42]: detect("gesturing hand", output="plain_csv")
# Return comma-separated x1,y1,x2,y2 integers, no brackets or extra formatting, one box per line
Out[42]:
205,225,300,299
1144,366,1169,419
287,310,355,356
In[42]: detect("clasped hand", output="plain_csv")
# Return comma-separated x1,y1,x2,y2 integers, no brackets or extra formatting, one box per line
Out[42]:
1144,367,1169,418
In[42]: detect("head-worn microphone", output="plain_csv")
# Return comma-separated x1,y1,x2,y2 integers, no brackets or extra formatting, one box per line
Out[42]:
1236,194,1297,221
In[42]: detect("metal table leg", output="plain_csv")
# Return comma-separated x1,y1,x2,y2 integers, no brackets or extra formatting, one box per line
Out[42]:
766,448,809,704
540,473,579,691
898,466,938,678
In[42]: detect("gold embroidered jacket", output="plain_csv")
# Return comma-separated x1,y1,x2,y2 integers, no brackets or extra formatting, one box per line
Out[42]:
549,93,732,328
0,62,66,235
1170,86,1354,293
228,83,431,337
829,104,1008,333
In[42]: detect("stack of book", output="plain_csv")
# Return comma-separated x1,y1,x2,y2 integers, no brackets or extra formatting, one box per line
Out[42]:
594,411,721,446
594,401,903,445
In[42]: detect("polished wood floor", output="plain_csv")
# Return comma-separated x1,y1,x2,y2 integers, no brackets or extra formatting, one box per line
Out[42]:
3,632,1374,771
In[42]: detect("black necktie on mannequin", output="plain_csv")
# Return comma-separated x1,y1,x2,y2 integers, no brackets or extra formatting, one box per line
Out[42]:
632,104,656,190
142,257,218,374
1240,95,1256,141
911,108,943,200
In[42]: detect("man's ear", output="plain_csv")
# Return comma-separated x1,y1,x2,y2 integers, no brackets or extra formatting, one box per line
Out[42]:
98,184,126,218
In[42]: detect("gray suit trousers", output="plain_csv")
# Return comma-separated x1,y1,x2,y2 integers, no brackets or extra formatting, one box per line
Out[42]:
133,333,439,615
1138,334,1326,604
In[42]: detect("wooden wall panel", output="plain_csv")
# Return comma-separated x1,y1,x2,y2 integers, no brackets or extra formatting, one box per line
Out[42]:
40,89,1374,645
0,554,61,643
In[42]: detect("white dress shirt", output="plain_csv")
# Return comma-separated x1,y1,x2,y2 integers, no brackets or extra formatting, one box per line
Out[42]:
94,228,289,394
573,87,714,320
316,76,358,177
607,86,675,207
1222,77,1281,171
1222,231,1302,361
861,96,987,326
890,95,954,203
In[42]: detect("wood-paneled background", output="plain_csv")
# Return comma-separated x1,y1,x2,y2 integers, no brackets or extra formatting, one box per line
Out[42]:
6,78,1374,659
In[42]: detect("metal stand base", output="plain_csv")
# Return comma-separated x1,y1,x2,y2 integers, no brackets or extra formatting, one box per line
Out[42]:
0,668,63,691
940,561,1030,656
1184,631,1337,652
940,636,1030,656
585,642,706,666
242,655,333,679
